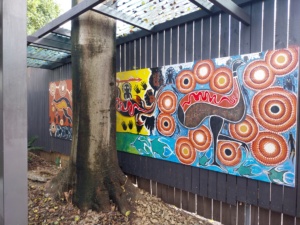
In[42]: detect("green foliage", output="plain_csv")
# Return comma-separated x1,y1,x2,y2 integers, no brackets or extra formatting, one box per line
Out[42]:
27,0,61,34
28,135,44,151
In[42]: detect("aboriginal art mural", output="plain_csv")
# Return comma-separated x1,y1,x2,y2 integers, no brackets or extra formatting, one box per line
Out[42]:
49,80,72,140
116,47,299,187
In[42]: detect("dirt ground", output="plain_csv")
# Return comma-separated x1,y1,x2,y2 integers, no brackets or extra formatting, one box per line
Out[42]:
28,152,222,225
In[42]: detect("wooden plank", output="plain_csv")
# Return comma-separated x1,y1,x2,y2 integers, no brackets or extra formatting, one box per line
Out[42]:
275,0,288,49
262,0,275,51
191,167,200,194
283,214,295,225
250,0,263,52
135,38,141,69
216,173,226,202
179,23,186,63
171,26,178,64
208,171,217,200
210,14,220,58
229,12,240,55
194,18,202,61
146,35,151,67
182,190,189,211
270,184,283,213
246,180,258,205
161,183,169,203
230,204,237,225
165,29,171,65
125,42,130,70
202,17,211,60
240,4,251,54
120,44,125,71
141,37,146,68
221,202,232,225
152,33,158,68
257,182,270,209
259,207,270,225
220,13,230,57
203,196,212,219
270,211,282,225
158,31,164,67
156,182,163,199
283,186,297,216
236,177,247,202
186,21,194,62
137,177,150,193
289,0,300,46
251,205,259,225
174,188,181,208
226,175,237,205
116,45,121,72
188,193,196,213
199,168,209,197
237,202,245,225
213,200,221,222
152,181,157,196
167,186,175,205
184,165,192,192
197,195,204,216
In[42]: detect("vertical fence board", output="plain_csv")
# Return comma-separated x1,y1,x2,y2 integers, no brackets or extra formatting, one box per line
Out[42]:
125,42,130,70
213,200,221,222
237,203,245,225
221,202,232,225
135,38,141,69
199,169,209,197
270,184,283,213
217,173,226,202
283,214,295,225
262,0,275,51
250,1,263,52
186,22,194,62
152,34,158,68
179,24,186,63
194,19,202,61
289,0,300,46
259,207,270,225
172,26,178,64
165,29,171,65
191,167,200,194
211,14,220,59
202,17,211,60
283,186,297,216
141,37,146,68
226,175,237,205
174,188,181,208
120,44,125,71
116,45,121,72
181,191,189,211
158,31,164,67
208,171,217,200
188,193,196,213
270,211,282,225
167,186,175,205
220,13,229,57
229,15,240,55
146,35,152,67
240,5,251,54
258,182,270,209
203,197,212,219
197,195,204,216
246,180,258,205
251,205,259,225
275,0,288,49
236,177,247,202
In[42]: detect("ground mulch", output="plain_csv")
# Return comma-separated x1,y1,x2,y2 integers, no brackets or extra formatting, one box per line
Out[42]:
28,152,222,225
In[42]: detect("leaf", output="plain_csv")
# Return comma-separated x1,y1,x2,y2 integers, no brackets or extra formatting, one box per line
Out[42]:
125,210,131,217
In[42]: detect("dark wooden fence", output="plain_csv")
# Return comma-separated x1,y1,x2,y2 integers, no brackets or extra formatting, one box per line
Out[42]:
27,0,300,224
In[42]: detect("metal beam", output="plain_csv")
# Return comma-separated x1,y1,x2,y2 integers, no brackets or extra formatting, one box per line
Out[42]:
28,33,71,51
52,27,71,37
33,0,105,38
188,0,215,13
92,5,152,31
209,0,250,25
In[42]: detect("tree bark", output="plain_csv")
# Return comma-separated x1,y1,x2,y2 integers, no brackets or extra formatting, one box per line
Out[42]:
63,1,137,214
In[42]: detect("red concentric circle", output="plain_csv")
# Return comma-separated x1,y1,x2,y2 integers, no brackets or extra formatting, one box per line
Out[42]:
229,114,259,143
217,141,242,167
243,60,275,90
252,87,296,132
188,125,212,151
175,137,196,165
265,47,298,75
158,91,177,114
176,70,196,94
193,59,215,84
156,113,176,136
210,67,233,93
251,132,288,166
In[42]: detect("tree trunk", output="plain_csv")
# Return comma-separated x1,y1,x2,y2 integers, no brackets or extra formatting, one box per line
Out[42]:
66,1,137,214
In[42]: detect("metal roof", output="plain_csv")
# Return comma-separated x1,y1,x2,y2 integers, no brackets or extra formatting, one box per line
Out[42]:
27,0,252,70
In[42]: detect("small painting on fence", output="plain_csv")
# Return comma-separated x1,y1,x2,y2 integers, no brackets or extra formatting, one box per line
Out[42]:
49,79,72,140
116,47,299,187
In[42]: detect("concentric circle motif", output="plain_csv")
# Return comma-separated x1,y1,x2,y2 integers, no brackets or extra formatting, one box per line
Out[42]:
251,131,288,166
158,91,177,114
175,137,197,165
193,59,215,84
210,67,233,94
188,125,212,151
243,60,275,90
229,115,259,143
50,122,56,134
156,113,176,136
176,70,196,94
265,47,298,75
252,87,296,132
59,80,67,97
49,82,56,96
217,141,242,167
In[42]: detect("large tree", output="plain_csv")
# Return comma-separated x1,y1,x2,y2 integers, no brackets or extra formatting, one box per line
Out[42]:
48,0,138,215
27,0,60,34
